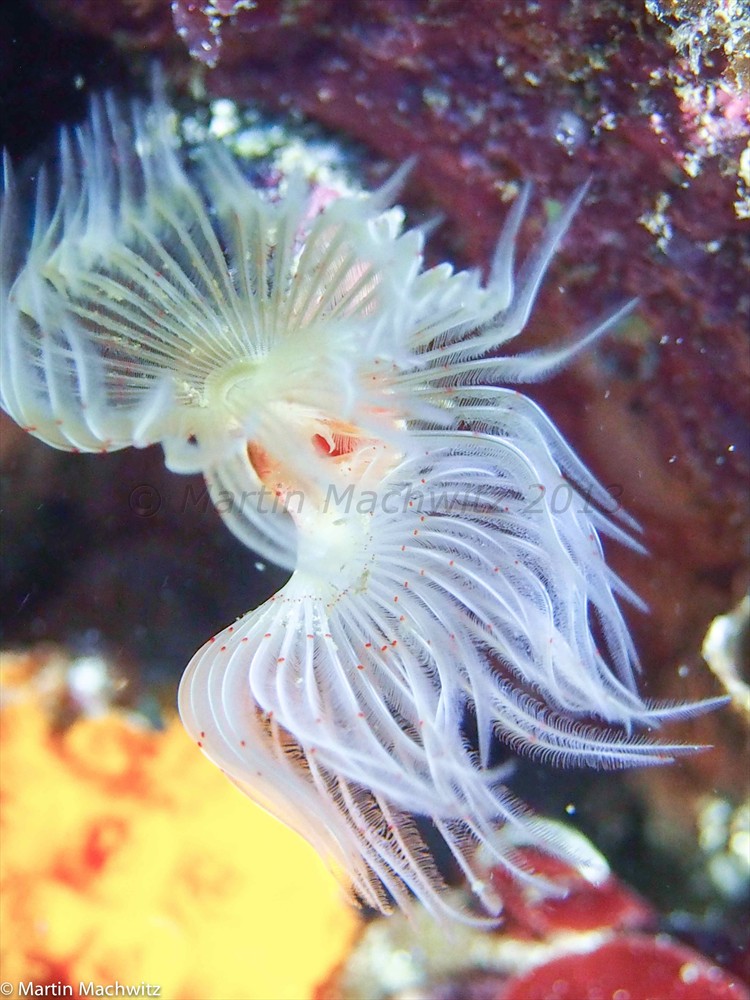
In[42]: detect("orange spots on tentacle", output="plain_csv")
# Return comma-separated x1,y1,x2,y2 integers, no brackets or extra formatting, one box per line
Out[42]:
247,440,276,482
312,431,355,458
311,414,386,462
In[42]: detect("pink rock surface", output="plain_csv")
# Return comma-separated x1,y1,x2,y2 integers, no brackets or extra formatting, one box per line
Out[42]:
502,934,750,1000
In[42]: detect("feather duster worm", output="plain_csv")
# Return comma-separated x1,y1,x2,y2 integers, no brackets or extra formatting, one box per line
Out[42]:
0,84,723,924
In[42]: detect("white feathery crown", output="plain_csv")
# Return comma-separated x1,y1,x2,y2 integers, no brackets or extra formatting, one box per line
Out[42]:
0,80,723,924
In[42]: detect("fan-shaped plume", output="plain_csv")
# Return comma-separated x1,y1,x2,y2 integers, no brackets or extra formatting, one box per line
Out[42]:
1,81,724,924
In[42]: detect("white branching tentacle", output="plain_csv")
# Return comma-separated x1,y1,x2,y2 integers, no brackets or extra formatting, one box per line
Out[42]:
0,82,725,925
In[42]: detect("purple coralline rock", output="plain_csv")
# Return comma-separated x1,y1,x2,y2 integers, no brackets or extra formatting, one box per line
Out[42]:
171,0,334,68
39,0,172,49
